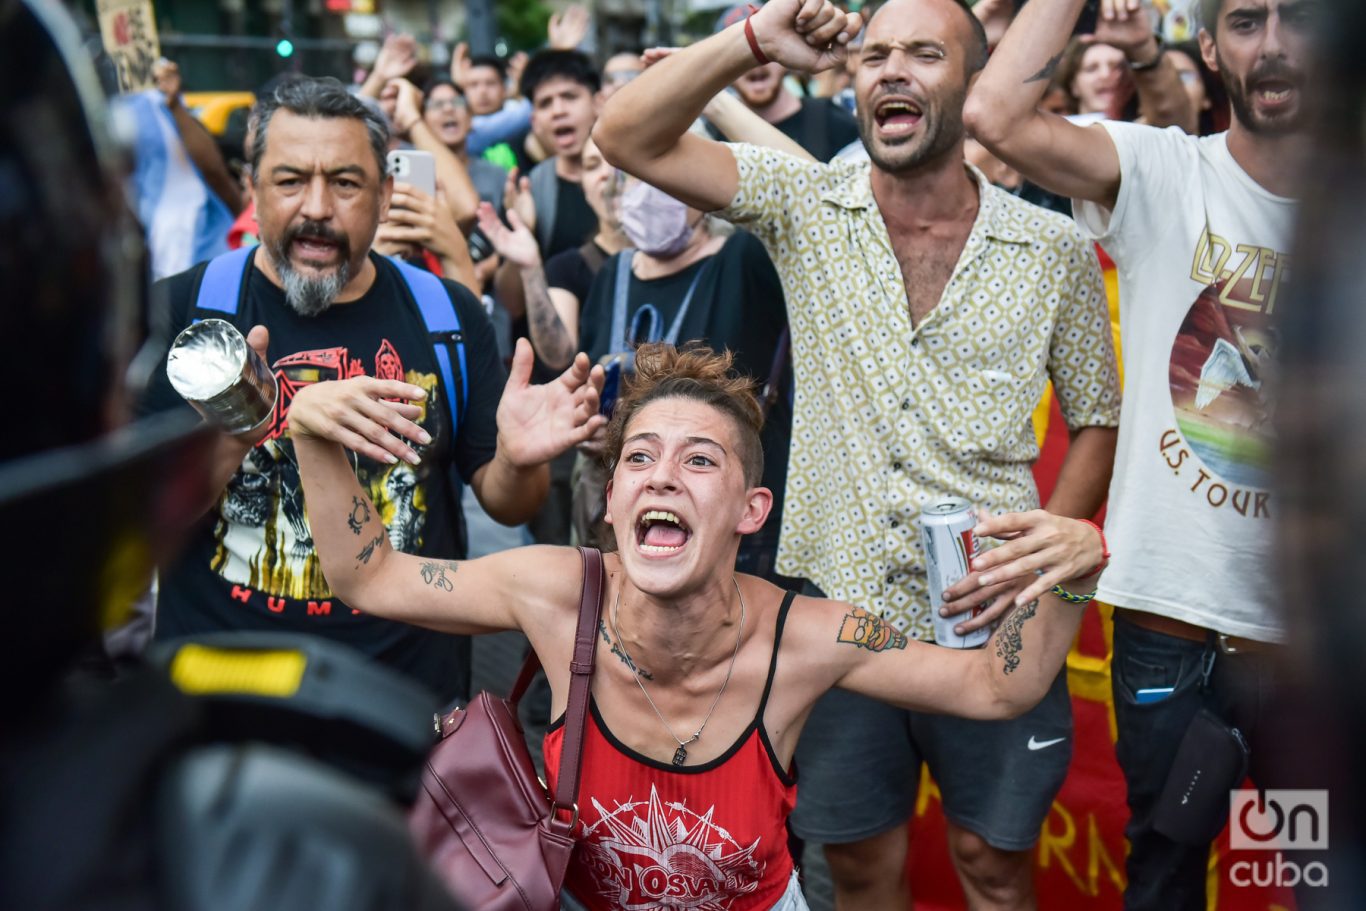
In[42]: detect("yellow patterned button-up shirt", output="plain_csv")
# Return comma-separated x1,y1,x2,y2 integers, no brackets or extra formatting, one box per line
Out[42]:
718,143,1121,639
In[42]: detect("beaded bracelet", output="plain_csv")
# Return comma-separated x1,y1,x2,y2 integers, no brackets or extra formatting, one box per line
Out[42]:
1050,583,1098,605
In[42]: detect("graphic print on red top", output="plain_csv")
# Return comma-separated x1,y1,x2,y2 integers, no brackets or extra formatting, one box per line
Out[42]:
544,593,798,911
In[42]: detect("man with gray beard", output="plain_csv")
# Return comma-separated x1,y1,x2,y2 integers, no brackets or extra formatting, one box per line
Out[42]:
142,77,604,705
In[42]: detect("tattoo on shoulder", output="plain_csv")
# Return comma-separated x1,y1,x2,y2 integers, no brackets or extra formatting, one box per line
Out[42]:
347,496,371,535
355,531,386,567
600,620,653,679
419,560,459,592
994,599,1039,675
836,608,908,652
1024,51,1064,85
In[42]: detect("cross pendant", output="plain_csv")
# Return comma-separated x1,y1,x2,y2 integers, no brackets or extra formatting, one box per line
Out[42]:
672,745,688,766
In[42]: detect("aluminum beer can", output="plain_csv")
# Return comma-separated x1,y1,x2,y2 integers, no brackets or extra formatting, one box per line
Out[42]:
166,318,278,434
920,497,991,648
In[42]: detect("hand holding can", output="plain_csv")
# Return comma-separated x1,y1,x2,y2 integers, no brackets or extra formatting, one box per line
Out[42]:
166,319,277,434
920,498,992,648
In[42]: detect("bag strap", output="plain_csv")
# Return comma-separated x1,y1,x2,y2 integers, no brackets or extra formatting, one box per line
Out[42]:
761,326,791,421
553,546,604,824
577,239,607,275
192,246,255,320
386,255,469,440
660,257,713,347
529,159,560,253
608,250,636,353
505,547,603,829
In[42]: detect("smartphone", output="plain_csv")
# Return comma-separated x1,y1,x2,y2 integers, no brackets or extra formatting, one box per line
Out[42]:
387,149,436,198
1136,686,1176,705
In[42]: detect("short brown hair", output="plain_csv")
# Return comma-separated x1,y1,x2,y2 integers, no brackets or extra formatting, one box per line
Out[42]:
1199,0,1223,34
605,343,765,487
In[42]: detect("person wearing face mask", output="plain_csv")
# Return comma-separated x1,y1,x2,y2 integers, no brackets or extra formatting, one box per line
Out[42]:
575,177,793,581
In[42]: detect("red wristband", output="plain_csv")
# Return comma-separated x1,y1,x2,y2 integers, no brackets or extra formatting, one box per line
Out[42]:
1078,518,1110,577
744,5,770,66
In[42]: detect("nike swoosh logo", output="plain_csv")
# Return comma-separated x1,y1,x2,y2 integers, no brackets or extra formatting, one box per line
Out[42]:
1027,736,1067,751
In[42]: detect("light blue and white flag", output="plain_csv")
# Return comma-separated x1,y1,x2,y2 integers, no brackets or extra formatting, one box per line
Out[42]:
120,89,232,279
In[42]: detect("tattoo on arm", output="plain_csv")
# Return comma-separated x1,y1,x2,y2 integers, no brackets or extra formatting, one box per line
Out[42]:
993,599,1039,675
836,608,908,652
419,560,459,592
355,531,386,567
347,496,371,535
1024,51,1064,85
600,620,654,679
522,266,576,370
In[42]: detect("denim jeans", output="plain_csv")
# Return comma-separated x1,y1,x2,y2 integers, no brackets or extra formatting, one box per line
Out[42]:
1111,614,1285,911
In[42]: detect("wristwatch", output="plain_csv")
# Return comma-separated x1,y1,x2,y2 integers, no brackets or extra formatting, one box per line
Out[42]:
1128,39,1165,72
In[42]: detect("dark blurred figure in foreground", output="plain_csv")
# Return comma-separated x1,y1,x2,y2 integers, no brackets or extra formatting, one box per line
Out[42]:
0,3,459,909
1278,0,1366,906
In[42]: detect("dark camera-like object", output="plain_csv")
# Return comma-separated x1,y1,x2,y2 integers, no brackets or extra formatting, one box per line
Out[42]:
467,227,494,264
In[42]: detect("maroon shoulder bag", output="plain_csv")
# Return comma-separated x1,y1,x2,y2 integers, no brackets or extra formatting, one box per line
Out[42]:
409,546,603,910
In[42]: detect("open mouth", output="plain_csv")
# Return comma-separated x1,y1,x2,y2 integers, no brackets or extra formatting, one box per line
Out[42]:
1252,80,1295,107
552,125,578,147
292,235,341,262
635,509,691,556
874,98,924,136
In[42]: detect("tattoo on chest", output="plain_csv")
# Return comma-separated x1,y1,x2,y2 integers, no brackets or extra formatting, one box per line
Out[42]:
600,620,654,679
995,599,1040,675
355,531,386,567
347,496,371,535
837,608,908,652
419,560,458,592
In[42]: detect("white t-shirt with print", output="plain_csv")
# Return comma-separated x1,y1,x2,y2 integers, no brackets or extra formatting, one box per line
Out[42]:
1074,123,1294,642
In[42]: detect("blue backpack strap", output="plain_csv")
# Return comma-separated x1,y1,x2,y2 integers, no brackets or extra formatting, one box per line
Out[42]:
192,246,255,320
387,257,468,436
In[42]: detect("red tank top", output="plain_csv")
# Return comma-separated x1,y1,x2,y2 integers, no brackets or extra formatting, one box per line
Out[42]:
543,592,798,911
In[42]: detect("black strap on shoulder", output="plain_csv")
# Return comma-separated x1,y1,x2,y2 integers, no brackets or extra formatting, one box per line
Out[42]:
756,590,797,719
577,240,606,275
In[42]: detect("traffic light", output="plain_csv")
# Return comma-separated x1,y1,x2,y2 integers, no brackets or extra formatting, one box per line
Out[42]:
276,37,294,58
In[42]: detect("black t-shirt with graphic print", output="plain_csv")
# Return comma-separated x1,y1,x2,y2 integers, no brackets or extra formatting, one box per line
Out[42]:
141,251,503,702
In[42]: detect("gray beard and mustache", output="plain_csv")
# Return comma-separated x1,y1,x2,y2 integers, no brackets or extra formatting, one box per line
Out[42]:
265,220,353,317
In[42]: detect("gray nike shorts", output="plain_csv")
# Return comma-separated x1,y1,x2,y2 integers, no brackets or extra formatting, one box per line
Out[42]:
789,592,1073,851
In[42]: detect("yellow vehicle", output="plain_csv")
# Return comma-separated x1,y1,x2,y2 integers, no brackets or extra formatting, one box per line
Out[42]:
183,91,255,135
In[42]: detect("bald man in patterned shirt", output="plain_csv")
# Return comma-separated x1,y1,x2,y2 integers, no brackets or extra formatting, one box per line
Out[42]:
595,0,1120,908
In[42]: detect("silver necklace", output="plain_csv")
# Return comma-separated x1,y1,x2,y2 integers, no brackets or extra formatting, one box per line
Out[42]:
610,577,746,767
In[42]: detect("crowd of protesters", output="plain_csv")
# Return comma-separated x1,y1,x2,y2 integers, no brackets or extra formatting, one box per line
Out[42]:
101,0,1319,908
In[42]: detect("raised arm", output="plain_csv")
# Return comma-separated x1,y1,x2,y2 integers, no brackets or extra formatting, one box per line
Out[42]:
635,47,819,163
289,375,595,634
387,79,482,233
154,60,243,215
468,339,606,525
476,203,581,370
1091,3,1195,132
594,0,858,211
963,0,1123,207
